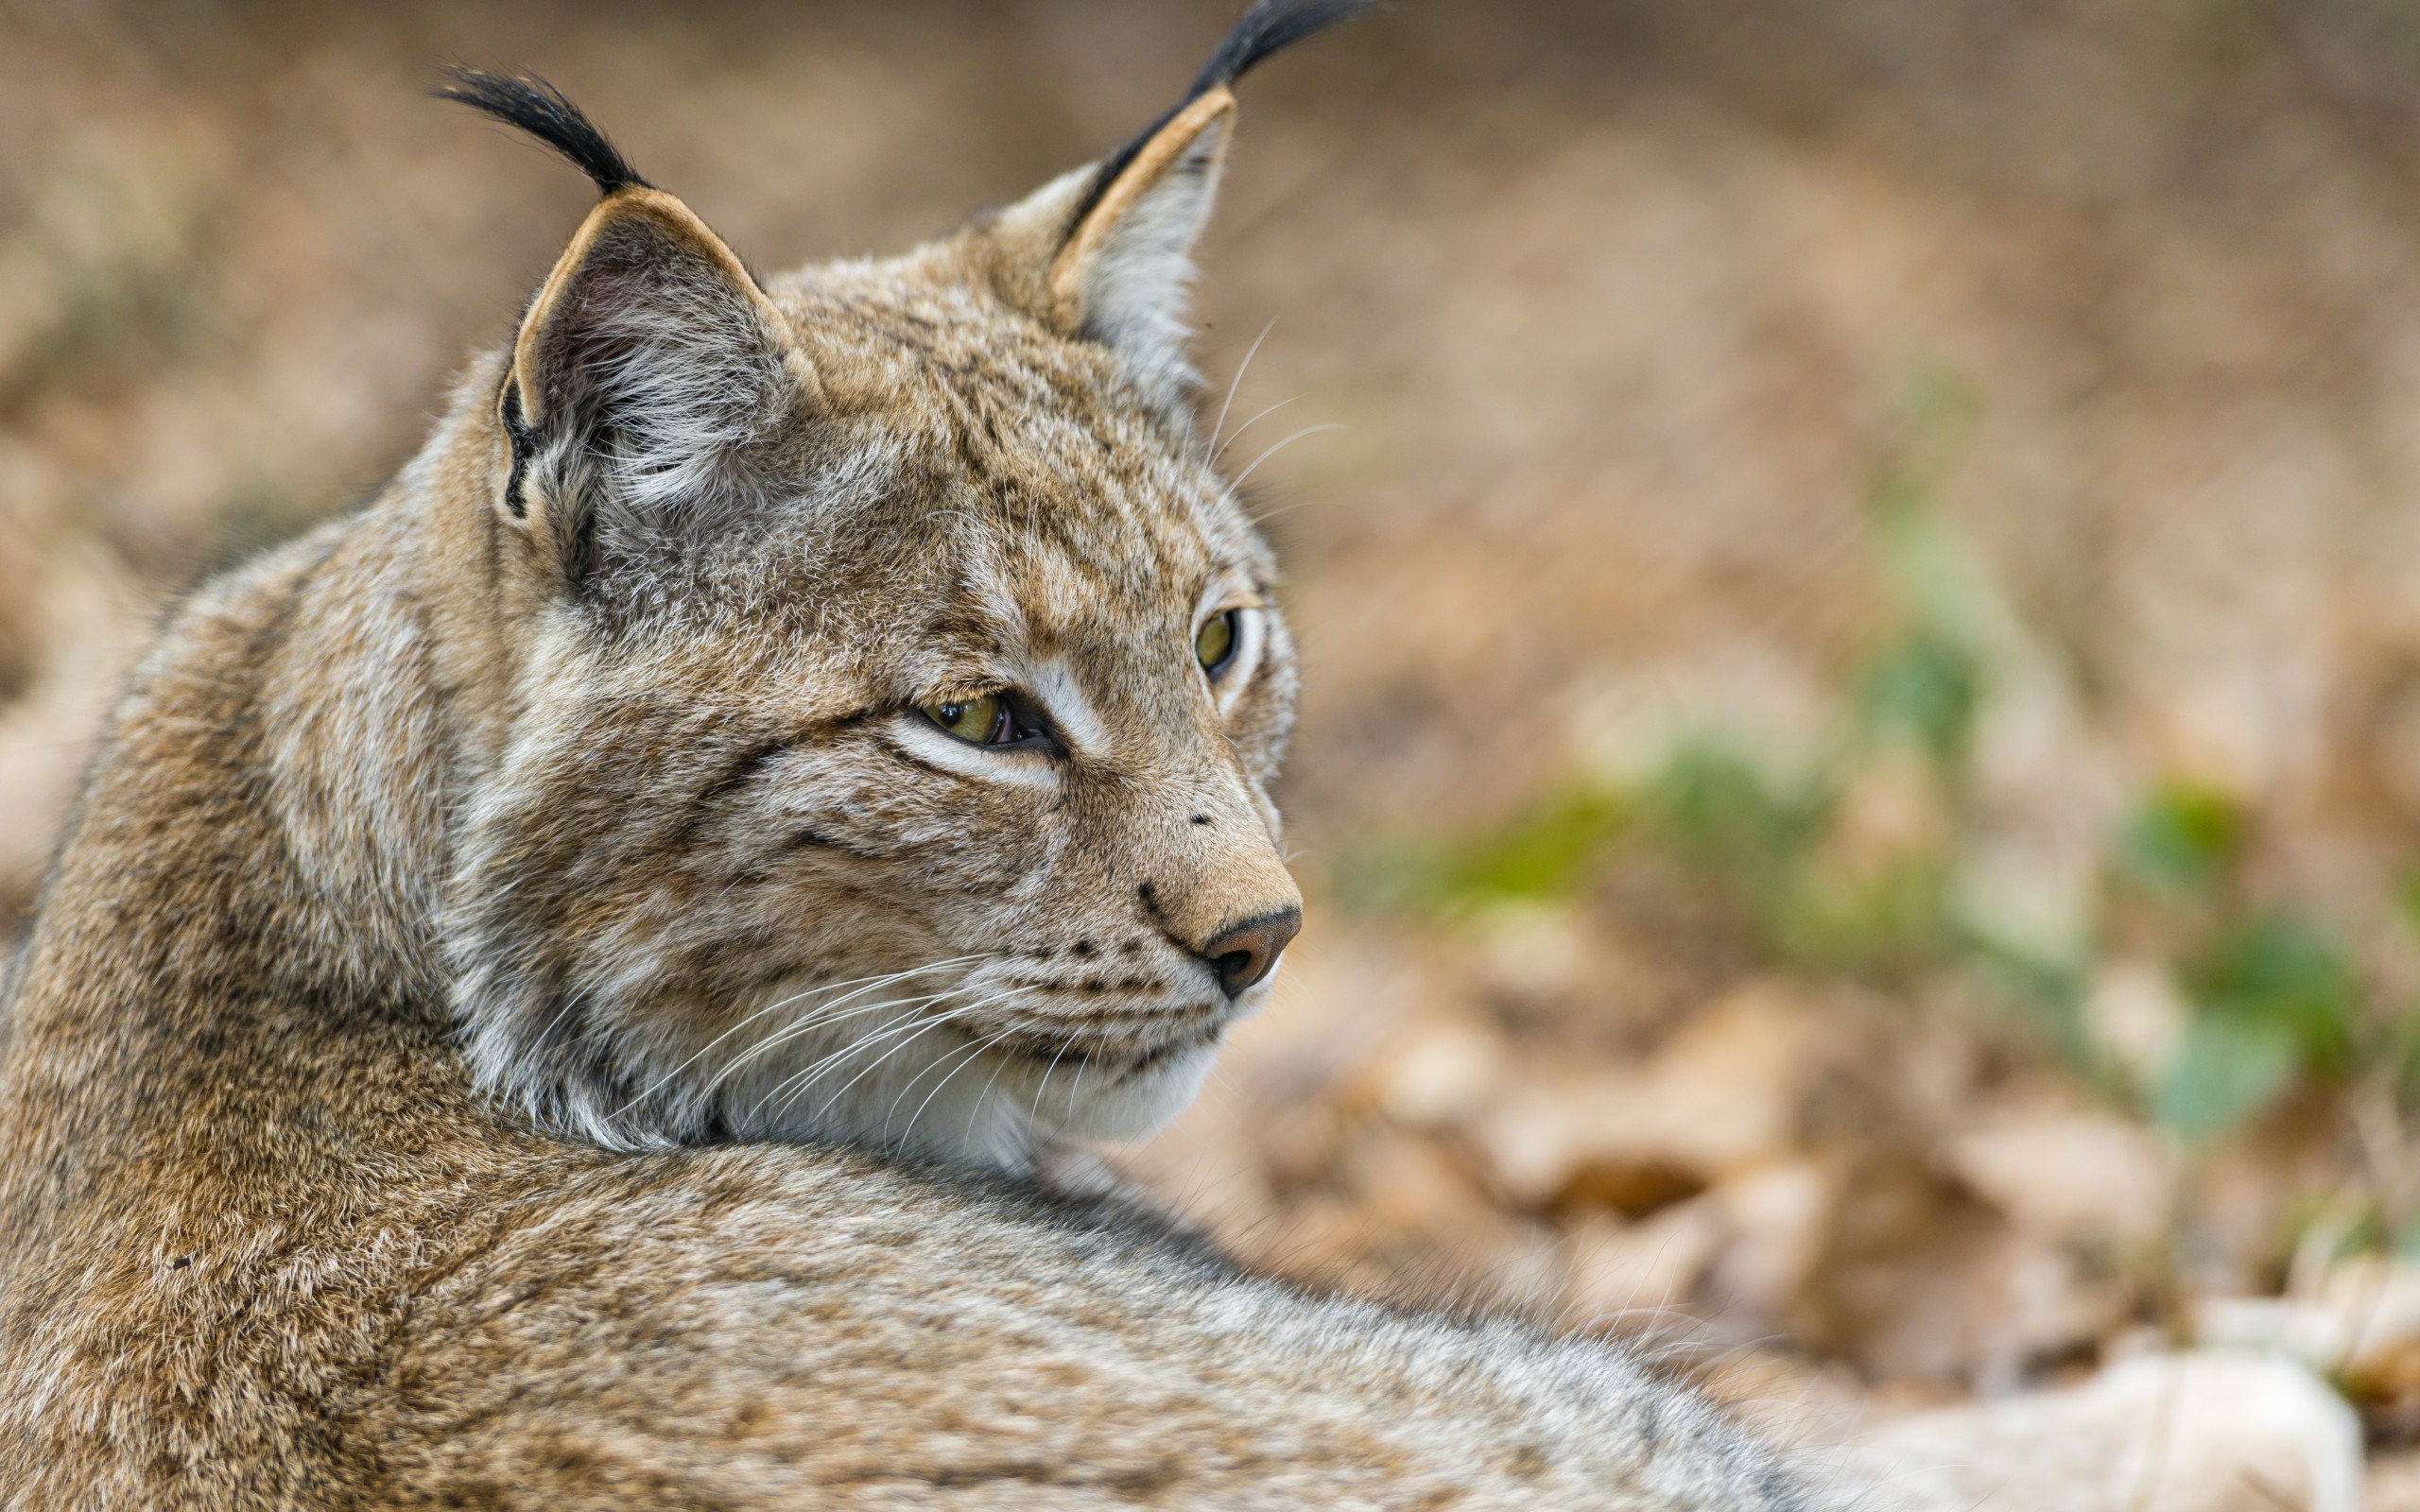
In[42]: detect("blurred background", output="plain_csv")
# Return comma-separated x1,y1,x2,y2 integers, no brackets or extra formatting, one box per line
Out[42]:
9,0,2420,1496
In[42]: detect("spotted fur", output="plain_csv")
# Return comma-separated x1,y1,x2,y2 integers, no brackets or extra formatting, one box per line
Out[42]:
0,5,1820,1506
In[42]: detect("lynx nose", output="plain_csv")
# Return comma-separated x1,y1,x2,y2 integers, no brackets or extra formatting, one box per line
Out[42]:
1199,908,1302,999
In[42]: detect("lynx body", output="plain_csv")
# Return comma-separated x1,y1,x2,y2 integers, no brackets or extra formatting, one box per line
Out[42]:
0,6,1816,1506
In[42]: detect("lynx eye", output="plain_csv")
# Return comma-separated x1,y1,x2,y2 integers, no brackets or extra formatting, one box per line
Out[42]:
921,694,1032,747
1195,610,1240,679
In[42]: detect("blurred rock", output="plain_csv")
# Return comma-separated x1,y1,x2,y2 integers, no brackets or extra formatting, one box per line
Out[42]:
1848,1353,2362,1512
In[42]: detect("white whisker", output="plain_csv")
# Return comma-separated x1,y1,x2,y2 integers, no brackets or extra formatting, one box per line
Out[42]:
1209,318,1277,455
700,988,954,1103
749,1006,973,1124
888,1020,1028,1148
772,981,1034,1125
1229,424,1345,492
1026,1028,1083,1137
613,954,988,1118
1212,395,1298,465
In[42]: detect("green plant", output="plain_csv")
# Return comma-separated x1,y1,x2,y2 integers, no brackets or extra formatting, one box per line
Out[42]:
1343,365,2404,1151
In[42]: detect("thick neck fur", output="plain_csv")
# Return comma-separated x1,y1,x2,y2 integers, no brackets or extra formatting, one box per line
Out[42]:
0,405,562,1503
0,378,520,1216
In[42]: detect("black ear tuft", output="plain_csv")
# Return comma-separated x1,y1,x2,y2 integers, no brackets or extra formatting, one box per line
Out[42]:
435,68,651,198
1070,0,1372,230
1186,0,1373,97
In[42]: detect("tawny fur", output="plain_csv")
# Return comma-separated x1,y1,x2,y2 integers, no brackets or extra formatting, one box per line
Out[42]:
0,11,1819,1508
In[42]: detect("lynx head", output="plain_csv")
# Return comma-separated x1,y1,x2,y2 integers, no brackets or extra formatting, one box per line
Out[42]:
434,2,1364,1171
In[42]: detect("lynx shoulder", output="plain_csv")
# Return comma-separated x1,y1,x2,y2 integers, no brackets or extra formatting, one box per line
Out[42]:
0,4,1823,1506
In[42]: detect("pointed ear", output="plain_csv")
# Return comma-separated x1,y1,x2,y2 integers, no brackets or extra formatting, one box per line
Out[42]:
996,88,1237,407
499,188,811,581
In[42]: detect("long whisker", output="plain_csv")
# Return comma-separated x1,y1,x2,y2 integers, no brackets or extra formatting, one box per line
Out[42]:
876,1017,1008,1140
700,988,958,1104
612,955,988,1117
730,995,966,1121
517,973,605,1095
1229,424,1345,492
702,959,993,1081
1212,395,1298,465
748,1002,983,1123
783,1002,1004,1127
1060,1036,1097,1127
888,1021,1028,1148
690,954,1008,1106
965,1024,1041,1152
745,1005,962,1126
1240,493,1336,528
1209,318,1277,455
772,982,1035,1125
1025,1028,1084,1138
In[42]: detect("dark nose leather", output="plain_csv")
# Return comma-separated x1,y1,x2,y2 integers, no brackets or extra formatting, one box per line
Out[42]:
1199,908,1302,999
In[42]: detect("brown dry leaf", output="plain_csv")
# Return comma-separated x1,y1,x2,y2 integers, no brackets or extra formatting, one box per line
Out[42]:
1702,1160,1838,1330
1563,1200,1730,1339
1560,1160,1840,1349
1340,1128,1495,1251
1473,980,1827,1212
1362,1013,1508,1130
1796,1151,2027,1383
1947,1109,2178,1247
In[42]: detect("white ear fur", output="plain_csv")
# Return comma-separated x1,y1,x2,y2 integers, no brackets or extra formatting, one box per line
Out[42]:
1046,89,1237,407
506,190,807,571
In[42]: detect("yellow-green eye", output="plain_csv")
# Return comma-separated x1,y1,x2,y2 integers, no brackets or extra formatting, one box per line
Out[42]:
924,693,1009,745
1195,610,1239,678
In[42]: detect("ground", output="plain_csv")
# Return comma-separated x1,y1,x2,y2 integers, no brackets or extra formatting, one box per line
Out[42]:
8,1,2420,1504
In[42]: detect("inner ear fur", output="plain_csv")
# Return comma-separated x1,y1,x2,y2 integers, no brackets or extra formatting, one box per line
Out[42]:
971,0,1371,410
977,88,1237,410
1045,86,1236,334
500,189,812,575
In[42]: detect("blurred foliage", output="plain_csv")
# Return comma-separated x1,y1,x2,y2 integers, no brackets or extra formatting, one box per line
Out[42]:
2157,917,2356,1139
1347,369,2407,1149
2116,782,2247,894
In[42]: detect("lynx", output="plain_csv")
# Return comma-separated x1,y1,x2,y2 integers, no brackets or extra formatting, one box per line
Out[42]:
0,4,1821,1505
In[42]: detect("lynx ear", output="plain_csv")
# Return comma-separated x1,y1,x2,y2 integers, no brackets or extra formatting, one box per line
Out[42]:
499,188,804,579
1038,90,1237,402
440,70,808,582
991,0,1369,410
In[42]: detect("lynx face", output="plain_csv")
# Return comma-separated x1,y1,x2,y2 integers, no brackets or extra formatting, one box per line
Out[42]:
440,74,1307,1168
